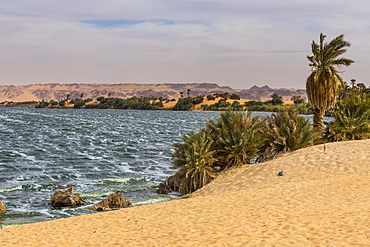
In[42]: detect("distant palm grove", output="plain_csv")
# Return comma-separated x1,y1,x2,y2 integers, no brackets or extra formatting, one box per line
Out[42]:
2,92,314,114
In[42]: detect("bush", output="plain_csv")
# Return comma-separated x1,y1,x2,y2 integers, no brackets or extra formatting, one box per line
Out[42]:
190,96,204,105
173,98,193,111
170,129,216,194
206,111,264,170
168,111,265,194
325,93,370,141
230,93,240,100
73,99,86,109
231,101,243,111
207,95,216,100
35,100,50,108
260,109,320,161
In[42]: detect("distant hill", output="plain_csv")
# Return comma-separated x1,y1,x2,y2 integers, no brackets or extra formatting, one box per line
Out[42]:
0,83,306,102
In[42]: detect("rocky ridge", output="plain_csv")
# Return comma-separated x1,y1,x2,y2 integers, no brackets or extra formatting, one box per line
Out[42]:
0,83,306,102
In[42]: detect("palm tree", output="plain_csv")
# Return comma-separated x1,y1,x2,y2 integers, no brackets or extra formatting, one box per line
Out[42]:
270,93,283,105
187,89,191,98
170,129,216,194
325,92,370,141
291,95,304,104
306,33,354,131
206,111,264,169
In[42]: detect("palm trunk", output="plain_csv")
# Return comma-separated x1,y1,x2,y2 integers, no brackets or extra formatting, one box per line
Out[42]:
313,108,324,132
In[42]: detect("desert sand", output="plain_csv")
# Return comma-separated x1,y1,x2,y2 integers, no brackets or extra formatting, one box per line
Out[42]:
1,140,370,246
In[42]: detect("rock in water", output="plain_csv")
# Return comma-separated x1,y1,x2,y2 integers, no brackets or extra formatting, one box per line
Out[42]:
50,187,86,207
0,200,6,214
87,194,132,211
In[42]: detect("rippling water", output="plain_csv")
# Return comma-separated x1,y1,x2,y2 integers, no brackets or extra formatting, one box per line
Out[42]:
0,108,232,227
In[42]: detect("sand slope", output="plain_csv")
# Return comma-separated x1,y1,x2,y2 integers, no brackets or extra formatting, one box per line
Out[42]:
1,140,370,246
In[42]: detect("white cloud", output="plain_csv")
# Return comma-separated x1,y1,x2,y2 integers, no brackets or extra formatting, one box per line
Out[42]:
0,1,369,88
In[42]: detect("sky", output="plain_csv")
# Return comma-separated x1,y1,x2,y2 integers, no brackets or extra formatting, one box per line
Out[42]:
0,0,369,89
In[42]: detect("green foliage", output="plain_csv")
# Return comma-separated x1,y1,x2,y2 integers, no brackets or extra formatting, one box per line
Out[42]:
169,111,266,194
73,99,86,109
190,96,204,105
294,102,314,115
206,94,216,100
244,100,313,114
35,100,50,108
172,96,204,111
208,99,230,110
325,93,370,141
170,129,216,194
244,100,264,106
201,104,210,110
59,99,66,107
260,109,320,161
231,101,243,111
167,110,319,194
173,98,193,111
230,93,241,100
86,96,162,110
206,111,265,169
49,100,58,106
291,95,304,104
306,33,354,131
214,92,231,99
270,93,283,105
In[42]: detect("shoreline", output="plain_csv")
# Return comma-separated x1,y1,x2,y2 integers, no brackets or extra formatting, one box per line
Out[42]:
1,139,370,246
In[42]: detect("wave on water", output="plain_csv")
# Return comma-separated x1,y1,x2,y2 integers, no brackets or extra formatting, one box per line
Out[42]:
0,185,23,193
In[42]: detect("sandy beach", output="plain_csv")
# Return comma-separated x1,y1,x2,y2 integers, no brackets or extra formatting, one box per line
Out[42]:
1,139,370,246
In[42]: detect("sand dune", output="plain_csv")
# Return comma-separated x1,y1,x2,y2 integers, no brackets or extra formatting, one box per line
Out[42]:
1,140,370,246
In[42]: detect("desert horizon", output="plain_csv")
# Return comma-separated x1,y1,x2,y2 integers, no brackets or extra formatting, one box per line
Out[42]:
0,82,307,103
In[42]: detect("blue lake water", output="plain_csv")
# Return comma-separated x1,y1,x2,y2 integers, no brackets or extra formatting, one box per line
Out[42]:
0,108,233,227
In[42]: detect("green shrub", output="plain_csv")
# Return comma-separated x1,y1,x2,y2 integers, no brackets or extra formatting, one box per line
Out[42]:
260,109,320,161
173,98,193,111
325,93,370,141
170,129,216,194
206,111,264,170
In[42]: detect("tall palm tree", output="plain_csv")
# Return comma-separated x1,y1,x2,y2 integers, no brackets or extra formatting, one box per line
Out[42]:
306,33,354,131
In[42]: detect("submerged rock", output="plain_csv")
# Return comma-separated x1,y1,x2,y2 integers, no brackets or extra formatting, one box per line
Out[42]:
0,200,6,214
87,194,132,211
50,187,86,207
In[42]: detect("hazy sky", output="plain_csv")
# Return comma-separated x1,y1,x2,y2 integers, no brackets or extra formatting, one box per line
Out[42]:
1,1,369,89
